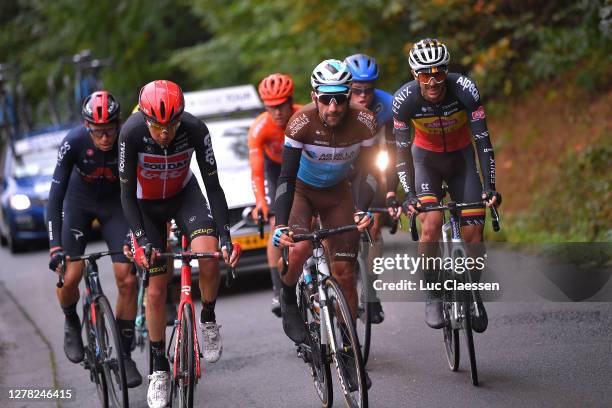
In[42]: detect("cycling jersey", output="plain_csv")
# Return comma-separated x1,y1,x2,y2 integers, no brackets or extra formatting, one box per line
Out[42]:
275,103,377,227
248,104,301,207
370,89,393,133
119,111,231,246
392,73,496,195
46,125,128,262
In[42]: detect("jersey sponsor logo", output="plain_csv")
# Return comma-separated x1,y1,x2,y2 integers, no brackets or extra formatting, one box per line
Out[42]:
137,150,193,197
483,148,494,153
489,157,496,185
472,105,486,121
392,87,411,114
288,113,309,137
424,118,458,129
314,139,329,145
393,118,407,129
119,142,125,173
203,133,215,166
82,167,118,183
421,183,430,191
398,171,411,193
134,229,144,238
335,252,356,258
190,227,215,238
57,141,71,162
474,131,489,140
456,76,480,102
357,111,376,133
48,221,53,241
70,228,84,241
189,215,196,223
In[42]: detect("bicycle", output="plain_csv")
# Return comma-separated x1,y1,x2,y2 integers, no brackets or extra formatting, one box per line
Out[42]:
283,223,369,408
154,230,240,408
354,207,399,366
57,250,129,408
408,199,500,386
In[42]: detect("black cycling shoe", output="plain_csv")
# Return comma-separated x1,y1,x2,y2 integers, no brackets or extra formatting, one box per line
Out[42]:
280,290,305,343
123,355,143,388
63,318,84,363
369,298,385,324
271,295,281,318
425,294,445,329
471,291,488,333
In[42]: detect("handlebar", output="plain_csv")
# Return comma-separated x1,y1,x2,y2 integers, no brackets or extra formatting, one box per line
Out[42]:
408,201,501,241
56,250,123,288
368,206,401,235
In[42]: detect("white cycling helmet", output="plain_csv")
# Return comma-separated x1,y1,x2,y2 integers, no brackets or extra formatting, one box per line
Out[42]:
408,39,450,73
311,59,353,93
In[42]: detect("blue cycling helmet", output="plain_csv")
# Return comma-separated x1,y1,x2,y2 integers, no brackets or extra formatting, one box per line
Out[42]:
344,54,379,81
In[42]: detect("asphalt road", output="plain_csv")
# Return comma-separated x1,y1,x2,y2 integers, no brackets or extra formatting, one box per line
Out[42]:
1,232,611,408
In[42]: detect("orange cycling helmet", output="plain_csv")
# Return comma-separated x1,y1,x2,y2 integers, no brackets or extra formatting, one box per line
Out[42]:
258,73,294,106
138,80,184,124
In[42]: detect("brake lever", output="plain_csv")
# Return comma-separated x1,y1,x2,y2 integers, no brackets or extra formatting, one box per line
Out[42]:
56,260,66,288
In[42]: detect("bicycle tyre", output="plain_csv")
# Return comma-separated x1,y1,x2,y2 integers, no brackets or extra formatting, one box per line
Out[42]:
300,285,333,407
96,296,130,407
175,303,195,408
462,298,479,386
442,289,460,371
355,261,371,367
83,302,109,407
325,278,368,408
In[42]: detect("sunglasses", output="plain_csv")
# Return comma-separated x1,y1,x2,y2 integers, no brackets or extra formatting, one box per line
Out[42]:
351,87,375,96
316,93,350,105
415,70,448,85
88,126,118,138
146,119,181,132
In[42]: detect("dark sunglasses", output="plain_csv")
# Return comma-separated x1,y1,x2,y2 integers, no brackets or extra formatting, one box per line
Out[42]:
316,93,350,105
88,125,118,138
351,87,375,96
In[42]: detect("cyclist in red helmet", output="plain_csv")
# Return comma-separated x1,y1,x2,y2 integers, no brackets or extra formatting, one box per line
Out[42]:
248,73,302,317
47,91,142,387
119,80,240,408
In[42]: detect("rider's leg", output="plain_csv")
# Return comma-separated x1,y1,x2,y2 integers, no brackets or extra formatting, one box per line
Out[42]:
267,215,282,316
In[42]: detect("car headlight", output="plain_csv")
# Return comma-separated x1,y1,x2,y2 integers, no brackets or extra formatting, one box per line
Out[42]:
376,150,389,172
10,194,31,210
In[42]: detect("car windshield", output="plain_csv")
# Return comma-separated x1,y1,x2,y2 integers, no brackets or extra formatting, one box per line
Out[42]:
12,149,57,179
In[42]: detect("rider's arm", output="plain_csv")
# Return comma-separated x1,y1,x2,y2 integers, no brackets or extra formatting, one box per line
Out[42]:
353,142,378,211
46,131,77,249
192,121,232,242
392,87,417,198
382,120,399,194
247,115,267,207
118,122,148,244
274,137,302,227
455,77,496,191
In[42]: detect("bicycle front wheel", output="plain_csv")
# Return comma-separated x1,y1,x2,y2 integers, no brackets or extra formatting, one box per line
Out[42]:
96,296,129,407
354,261,371,366
175,303,196,408
325,278,368,408
442,299,460,371
463,298,479,386
300,285,333,407
83,302,109,407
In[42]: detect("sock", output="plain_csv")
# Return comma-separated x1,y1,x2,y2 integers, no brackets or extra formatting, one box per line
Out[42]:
281,281,297,305
116,319,135,357
61,302,80,326
269,267,281,297
200,299,216,323
150,340,169,372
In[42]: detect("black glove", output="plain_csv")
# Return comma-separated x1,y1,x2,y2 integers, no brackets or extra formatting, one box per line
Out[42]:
49,249,66,272
402,194,420,213
482,189,502,206
386,195,400,210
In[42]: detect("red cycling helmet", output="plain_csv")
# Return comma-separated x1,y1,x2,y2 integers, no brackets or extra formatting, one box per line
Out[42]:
138,80,184,124
82,91,120,124
258,73,294,106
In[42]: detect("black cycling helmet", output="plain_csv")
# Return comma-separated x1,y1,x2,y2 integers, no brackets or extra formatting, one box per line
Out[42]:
82,91,121,124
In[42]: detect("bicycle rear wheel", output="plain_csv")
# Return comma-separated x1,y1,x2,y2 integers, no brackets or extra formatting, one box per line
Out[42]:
325,278,368,408
96,296,129,407
175,303,195,408
462,299,479,386
354,261,371,366
300,285,333,407
83,303,109,407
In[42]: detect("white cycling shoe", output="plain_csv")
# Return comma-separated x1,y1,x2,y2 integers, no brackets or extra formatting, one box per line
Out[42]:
147,370,170,408
201,321,223,363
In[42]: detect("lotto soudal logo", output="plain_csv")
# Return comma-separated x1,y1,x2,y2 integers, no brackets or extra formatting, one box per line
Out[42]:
393,118,407,129
142,159,190,171
472,105,486,120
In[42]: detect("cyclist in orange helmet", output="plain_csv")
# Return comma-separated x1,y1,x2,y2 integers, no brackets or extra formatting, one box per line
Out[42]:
249,73,301,316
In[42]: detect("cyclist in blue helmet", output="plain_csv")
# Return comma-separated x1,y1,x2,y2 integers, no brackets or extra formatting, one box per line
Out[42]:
344,53,398,325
